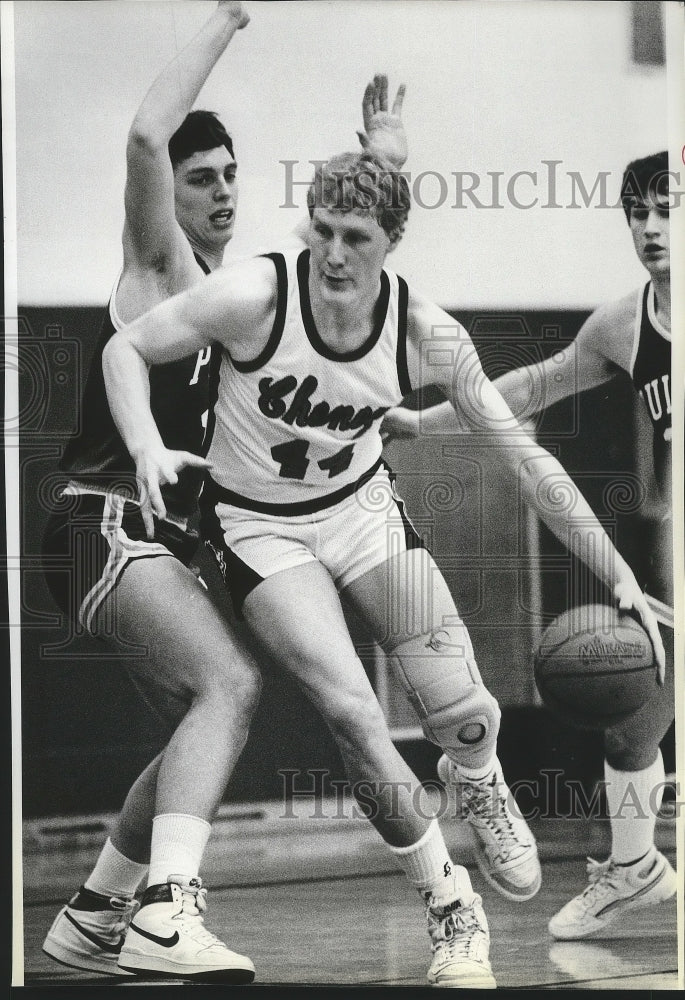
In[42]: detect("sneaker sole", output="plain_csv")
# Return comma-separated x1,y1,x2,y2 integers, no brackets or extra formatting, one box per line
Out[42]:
42,940,133,977
118,955,255,983
428,972,497,989
548,860,678,940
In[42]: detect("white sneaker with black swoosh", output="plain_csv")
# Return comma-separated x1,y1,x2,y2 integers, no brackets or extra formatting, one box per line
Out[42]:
43,886,138,975
117,875,255,982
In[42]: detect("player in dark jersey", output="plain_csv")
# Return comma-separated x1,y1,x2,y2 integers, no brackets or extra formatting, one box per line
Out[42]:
381,151,677,938
41,1,409,981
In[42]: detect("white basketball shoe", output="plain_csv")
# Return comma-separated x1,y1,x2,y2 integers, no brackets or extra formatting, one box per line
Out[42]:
117,875,255,982
425,874,497,989
548,848,678,940
438,754,541,901
43,885,138,975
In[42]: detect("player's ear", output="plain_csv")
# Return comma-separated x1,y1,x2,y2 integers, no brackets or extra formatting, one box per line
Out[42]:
386,229,403,253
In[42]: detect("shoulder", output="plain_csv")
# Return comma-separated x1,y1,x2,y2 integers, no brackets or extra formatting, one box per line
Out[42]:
405,284,468,341
115,252,207,325
577,288,641,374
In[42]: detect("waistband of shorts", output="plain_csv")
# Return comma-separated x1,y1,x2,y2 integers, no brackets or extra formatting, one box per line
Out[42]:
62,480,189,529
202,457,386,517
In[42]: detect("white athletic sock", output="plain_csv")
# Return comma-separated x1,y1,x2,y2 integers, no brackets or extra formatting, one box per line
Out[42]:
453,754,500,785
389,819,472,901
84,837,149,899
605,752,665,865
147,813,212,888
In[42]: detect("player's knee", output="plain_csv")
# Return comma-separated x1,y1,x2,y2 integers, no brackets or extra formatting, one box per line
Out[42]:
604,724,660,771
320,678,387,748
391,626,500,766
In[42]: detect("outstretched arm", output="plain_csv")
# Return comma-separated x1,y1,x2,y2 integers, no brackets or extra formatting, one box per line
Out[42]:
405,292,666,679
123,2,249,275
382,303,619,441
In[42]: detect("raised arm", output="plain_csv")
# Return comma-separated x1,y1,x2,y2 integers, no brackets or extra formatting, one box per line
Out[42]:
405,292,665,678
122,2,248,280
357,74,408,168
383,301,621,440
102,256,276,531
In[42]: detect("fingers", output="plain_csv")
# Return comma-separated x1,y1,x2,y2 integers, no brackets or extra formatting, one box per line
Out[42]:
176,451,213,471
378,74,388,111
645,616,666,685
392,83,406,117
362,81,375,129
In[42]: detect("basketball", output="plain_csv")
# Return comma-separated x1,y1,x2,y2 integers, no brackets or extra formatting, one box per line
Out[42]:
534,604,657,730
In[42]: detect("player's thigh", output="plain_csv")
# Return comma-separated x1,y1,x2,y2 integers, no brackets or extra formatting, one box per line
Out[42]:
242,561,381,717
105,555,261,701
341,547,464,652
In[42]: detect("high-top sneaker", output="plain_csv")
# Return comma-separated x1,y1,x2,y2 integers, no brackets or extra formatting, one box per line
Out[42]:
425,877,496,989
43,885,138,975
438,754,541,901
117,874,255,982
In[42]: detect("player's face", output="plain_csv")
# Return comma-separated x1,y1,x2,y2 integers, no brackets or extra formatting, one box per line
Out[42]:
629,197,670,278
308,207,391,305
174,146,238,251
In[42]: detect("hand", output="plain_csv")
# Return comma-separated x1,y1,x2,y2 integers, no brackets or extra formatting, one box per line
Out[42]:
218,1,250,29
614,576,666,684
135,446,212,539
358,74,407,168
380,406,420,445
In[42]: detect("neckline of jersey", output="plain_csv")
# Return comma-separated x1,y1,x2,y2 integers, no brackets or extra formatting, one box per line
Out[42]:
296,249,390,362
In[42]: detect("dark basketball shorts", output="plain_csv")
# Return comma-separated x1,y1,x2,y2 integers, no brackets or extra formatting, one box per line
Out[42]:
42,486,200,636
200,466,425,617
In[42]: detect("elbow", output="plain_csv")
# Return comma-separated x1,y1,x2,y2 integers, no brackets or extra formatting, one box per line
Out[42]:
126,123,167,159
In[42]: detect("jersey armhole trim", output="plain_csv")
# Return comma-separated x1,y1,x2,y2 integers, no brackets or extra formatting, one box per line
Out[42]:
231,253,288,373
396,276,412,396
627,285,645,377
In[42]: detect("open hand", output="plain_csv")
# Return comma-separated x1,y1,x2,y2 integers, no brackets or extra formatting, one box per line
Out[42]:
136,447,212,538
358,74,407,168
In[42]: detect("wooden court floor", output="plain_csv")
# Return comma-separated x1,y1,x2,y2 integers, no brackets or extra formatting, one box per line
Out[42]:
19,819,679,991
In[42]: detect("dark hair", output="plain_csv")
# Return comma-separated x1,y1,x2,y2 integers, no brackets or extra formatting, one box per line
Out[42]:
306,151,410,246
620,151,669,222
168,110,235,169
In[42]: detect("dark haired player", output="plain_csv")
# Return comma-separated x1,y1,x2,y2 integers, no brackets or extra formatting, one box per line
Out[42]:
41,2,406,981
101,151,661,988
381,151,677,938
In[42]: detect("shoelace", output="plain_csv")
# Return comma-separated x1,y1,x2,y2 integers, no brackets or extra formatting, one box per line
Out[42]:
427,903,482,961
575,857,622,909
461,779,525,861
173,879,228,950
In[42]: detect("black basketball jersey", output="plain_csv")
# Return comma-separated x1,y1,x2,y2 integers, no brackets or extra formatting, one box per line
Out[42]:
630,282,671,498
60,254,220,518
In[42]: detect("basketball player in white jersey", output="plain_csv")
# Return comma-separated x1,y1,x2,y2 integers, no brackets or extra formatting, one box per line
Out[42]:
41,2,407,982
101,152,664,987
381,151,677,938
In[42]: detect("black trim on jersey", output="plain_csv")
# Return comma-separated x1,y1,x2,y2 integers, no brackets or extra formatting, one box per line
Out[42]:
395,276,412,396
297,250,391,362
230,253,288,373
203,456,384,516
201,343,223,457
194,252,212,276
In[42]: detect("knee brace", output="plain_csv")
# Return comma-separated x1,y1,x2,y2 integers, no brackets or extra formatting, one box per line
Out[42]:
389,625,501,769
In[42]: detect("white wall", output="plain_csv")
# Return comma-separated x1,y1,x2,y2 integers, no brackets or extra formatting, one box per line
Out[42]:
11,0,671,307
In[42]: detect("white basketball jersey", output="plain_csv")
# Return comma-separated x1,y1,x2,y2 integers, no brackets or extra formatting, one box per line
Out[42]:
205,249,412,514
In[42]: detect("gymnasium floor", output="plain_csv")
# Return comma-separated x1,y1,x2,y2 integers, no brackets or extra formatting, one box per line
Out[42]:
19,806,680,990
